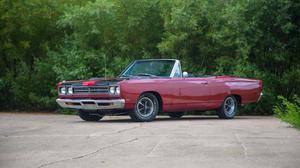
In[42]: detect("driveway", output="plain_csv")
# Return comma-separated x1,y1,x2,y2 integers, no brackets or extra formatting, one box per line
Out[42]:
0,113,300,168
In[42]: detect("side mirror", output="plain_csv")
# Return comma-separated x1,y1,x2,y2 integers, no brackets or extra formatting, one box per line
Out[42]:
183,71,188,78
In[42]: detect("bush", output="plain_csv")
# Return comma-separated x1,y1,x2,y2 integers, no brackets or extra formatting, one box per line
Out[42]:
274,95,300,129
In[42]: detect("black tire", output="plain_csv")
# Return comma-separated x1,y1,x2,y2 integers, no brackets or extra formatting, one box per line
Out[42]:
168,112,184,119
217,96,238,119
78,110,104,121
129,93,159,122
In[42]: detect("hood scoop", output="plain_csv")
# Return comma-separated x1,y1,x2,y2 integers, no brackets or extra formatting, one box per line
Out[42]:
83,80,97,86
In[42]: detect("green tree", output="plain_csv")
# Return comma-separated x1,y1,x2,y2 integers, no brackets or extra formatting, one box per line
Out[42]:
0,0,299,114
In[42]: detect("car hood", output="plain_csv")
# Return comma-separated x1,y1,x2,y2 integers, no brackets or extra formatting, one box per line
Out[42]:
57,76,169,87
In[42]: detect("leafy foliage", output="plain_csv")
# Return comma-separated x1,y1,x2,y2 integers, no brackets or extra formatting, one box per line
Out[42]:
0,0,299,114
274,95,300,129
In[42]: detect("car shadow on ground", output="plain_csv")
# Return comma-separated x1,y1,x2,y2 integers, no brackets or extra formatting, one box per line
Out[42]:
103,116,219,123
71,115,271,124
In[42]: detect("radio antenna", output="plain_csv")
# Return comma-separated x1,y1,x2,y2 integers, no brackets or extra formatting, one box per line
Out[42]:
104,53,107,80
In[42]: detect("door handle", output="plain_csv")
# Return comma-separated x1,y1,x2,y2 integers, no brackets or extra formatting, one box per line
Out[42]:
200,81,208,85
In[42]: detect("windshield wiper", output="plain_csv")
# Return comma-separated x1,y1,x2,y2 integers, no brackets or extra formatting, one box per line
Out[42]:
120,73,158,78
119,74,133,78
136,73,158,77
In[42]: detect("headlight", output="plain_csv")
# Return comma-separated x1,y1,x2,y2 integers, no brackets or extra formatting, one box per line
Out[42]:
109,86,120,95
115,86,120,95
67,87,73,94
60,87,66,94
109,86,115,94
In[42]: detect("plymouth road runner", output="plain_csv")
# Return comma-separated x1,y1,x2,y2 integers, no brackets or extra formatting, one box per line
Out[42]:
56,59,263,122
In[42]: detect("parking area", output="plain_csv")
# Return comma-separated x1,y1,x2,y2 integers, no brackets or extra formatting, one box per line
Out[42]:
0,113,300,168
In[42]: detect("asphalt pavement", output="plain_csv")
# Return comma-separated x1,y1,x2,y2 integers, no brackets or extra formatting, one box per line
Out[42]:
0,113,300,168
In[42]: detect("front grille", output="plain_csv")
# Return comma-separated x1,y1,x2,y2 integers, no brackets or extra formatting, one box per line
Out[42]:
73,86,108,94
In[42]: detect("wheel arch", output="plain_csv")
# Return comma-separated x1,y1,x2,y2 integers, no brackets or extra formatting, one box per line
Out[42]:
231,94,242,105
140,91,163,113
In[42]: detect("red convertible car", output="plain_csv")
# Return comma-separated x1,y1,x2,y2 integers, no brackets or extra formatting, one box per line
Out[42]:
56,59,263,122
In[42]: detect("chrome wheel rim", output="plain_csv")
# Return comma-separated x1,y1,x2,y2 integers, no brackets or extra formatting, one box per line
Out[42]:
224,97,235,116
136,97,154,117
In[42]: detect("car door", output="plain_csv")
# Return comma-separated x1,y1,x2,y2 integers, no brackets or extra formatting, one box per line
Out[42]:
179,77,212,110
162,78,187,112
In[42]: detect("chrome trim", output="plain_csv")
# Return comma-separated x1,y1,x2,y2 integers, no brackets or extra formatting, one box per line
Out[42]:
119,59,179,78
56,98,125,110
257,92,263,102
170,60,182,78
119,61,136,77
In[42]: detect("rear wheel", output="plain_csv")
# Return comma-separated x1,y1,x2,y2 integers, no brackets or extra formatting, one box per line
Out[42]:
78,110,104,121
217,96,238,119
129,93,159,122
168,112,184,119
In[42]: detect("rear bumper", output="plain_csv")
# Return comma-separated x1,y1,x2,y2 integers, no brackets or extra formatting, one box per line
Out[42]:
56,98,125,110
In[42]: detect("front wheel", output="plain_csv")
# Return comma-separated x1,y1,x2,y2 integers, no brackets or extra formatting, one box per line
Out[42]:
78,110,104,121
217,96,238,119
129,93,159,122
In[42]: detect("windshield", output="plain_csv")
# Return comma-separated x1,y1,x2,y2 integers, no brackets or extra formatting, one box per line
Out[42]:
121,60,175,77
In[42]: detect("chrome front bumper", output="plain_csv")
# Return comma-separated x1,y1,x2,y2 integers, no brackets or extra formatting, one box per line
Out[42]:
56,98,125,110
